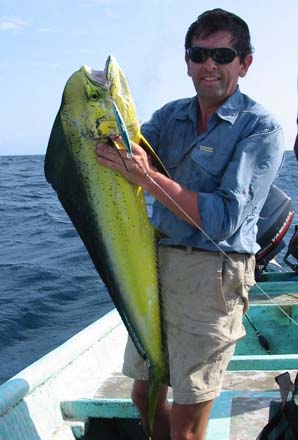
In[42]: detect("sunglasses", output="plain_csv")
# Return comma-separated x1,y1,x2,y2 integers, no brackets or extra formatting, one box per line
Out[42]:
187,47,241,65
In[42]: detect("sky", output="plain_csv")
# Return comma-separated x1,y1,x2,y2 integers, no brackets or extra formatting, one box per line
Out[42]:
0,0,297,156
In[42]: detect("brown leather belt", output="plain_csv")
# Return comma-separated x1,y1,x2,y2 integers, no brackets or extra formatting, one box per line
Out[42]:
161,244,202,252
160,244,252,258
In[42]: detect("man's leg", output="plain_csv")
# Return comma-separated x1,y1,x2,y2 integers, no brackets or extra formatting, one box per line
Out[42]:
170,400,214,440
131,379,213,440
131,379,171,439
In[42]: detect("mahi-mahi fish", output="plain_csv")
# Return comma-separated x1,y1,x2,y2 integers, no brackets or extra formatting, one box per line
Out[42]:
44,55,169,436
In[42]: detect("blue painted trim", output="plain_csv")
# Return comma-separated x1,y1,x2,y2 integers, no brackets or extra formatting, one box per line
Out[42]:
61,391,280,440
229,354,298,370
61,398,140,420
250,280,298,295
61,390,279,420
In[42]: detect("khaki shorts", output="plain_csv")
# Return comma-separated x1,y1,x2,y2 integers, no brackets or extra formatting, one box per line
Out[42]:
122,247,255,404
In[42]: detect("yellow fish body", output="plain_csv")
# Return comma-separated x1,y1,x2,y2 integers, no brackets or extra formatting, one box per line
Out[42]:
44,55,168,436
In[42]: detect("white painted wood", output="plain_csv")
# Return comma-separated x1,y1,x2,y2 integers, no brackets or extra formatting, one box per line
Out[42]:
0,310,125,440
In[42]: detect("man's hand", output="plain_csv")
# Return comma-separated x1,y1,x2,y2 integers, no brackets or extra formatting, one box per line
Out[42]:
96,138,156,188
96,138,201,228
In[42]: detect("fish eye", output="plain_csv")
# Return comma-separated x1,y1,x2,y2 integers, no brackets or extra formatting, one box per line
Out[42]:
89,90,100,101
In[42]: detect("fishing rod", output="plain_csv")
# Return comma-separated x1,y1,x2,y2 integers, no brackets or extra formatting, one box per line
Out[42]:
245,313,271,353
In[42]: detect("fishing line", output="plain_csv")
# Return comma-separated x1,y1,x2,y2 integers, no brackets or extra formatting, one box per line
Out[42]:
108,136,130,172
107,94,298,328
252,283,298,328
131,156,298,329
138,163,234,262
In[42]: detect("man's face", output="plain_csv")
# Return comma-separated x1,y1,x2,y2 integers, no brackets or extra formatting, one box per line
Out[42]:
185,31,252,108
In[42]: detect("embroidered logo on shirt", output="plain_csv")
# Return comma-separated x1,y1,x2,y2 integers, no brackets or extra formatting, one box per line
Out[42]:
199,145,214,153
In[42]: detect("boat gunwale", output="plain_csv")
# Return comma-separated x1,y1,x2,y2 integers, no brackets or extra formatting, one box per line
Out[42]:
0,309,120,417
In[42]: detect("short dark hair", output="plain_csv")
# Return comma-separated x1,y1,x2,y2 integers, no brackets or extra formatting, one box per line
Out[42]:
185,8,253,62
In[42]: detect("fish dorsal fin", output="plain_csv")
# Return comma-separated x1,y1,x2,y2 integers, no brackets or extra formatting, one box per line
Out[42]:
106,55,169,177
106,55,139,141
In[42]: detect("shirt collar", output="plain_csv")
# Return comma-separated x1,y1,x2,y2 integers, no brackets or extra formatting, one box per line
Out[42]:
216,86,242,125
175,96,198,124
176,86,242,126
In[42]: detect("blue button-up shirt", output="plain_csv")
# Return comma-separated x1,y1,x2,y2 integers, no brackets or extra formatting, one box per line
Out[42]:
141,87,285,254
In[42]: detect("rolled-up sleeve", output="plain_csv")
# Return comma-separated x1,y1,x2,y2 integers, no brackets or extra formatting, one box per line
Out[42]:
141,109,162,152
198,125,285,242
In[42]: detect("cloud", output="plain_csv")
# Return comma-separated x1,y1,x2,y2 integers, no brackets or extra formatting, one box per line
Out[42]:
0,17,27,31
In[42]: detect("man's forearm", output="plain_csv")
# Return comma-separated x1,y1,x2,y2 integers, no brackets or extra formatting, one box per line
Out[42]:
144,169,202,229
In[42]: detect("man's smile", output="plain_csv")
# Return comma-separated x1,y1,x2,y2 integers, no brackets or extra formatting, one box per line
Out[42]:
201,76,221,81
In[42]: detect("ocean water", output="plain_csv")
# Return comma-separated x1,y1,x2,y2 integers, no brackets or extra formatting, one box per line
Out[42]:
0,151,297,384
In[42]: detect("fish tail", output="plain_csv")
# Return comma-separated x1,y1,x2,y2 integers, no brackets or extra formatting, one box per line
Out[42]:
144,365,164,438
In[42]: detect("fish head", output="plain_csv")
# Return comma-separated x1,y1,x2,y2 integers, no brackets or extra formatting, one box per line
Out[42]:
60,56,140,146
60,64,119,143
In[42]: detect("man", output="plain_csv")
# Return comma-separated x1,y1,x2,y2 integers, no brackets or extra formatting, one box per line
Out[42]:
96,8,284,440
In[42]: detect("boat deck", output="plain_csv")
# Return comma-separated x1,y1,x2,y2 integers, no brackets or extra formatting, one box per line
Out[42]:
80,369,288,440
59,287,298,440
2,286,297,440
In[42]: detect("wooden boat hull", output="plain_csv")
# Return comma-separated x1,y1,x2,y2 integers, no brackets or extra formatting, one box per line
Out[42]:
0,272,297,439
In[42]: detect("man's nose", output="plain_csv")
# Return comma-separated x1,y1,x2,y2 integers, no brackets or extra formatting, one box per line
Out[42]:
202,56,218,68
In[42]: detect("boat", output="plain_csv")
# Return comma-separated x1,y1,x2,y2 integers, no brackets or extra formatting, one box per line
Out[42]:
0,184,298,440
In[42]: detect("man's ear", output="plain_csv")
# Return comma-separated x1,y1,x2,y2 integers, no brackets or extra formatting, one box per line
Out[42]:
185,52,191,77
239,54,253,78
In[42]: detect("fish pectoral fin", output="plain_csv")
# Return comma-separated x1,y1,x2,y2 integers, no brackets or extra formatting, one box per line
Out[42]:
139,135,170,178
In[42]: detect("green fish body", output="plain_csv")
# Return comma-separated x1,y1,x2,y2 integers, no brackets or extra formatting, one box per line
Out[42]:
44,56,168,436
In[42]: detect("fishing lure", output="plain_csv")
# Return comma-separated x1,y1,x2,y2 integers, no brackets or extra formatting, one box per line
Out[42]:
111,100,133,158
